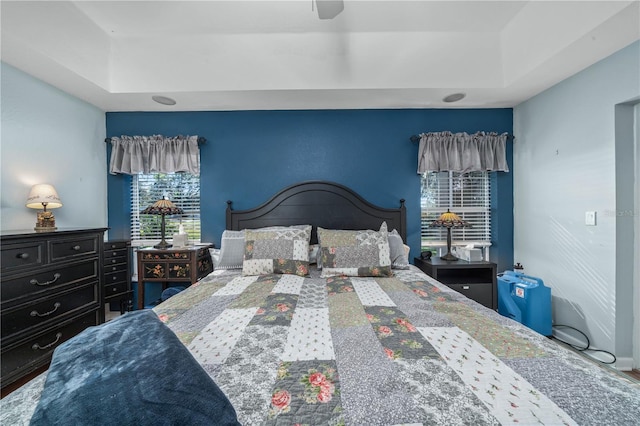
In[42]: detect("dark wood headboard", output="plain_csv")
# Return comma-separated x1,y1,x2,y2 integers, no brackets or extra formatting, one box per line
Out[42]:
226,181,406,244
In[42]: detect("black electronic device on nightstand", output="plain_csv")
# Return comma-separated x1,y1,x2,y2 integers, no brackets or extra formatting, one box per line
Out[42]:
420,251,432,260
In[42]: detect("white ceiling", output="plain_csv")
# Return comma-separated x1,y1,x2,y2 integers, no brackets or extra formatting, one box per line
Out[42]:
2,0,639,112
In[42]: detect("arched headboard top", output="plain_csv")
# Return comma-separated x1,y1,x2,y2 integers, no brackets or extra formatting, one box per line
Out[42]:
226,181,406,244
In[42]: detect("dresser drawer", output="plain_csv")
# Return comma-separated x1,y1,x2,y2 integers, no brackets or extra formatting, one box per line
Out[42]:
1,309,100,388
1,241,45,272
1,283,99,342
104,255,128,268
49,235,99,262
104,281,130,299
446,282,494,309
104,261,127,274
104,250,127,262
1,260,99,306
105,269,128,285
104,241,128,251
140,250,193,261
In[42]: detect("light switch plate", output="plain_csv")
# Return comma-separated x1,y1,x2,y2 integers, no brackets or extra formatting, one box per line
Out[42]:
585,211,597,226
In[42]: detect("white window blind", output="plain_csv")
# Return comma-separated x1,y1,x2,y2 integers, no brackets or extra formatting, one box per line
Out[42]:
130,173,201,245
421,171,491,249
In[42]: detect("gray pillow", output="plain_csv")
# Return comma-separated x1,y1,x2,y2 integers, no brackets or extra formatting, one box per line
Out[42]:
318,222,392,277
216,230,245,269
388,229,410,269
242,225,312,276
216,225,312,270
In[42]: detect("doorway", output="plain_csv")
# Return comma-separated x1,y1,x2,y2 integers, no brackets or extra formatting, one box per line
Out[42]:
634,103,639,370
615,101,639,370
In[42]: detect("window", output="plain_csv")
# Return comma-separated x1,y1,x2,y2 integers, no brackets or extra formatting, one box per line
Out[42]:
130,173,201,246
421,171,491,253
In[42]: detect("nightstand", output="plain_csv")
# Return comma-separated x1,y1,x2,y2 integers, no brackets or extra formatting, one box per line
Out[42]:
136,245,214,310
414,257,497,309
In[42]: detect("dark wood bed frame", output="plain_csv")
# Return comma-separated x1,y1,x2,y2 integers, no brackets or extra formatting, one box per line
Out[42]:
226,181,406,243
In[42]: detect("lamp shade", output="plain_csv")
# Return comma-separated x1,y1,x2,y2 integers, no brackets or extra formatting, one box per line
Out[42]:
430,209,469,228
141,198,184,216
26,184,62,209
430,209,470,261
141,198,183,249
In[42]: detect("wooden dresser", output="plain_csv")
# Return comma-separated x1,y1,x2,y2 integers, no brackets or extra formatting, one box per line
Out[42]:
1,227,107,393
103,239,132,314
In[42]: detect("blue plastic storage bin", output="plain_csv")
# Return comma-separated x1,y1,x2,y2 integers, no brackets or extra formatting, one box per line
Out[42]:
497,271,552,336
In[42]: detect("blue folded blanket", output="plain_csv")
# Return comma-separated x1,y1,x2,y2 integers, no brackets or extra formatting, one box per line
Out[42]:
30,310,240,426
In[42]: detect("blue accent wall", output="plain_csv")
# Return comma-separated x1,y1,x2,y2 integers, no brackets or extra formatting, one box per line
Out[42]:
107,108,513,272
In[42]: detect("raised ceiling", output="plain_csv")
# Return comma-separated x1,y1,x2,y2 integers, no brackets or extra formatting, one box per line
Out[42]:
2,1,639,112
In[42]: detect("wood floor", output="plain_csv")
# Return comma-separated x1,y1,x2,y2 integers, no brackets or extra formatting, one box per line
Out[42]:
624,369,640,381
1,365,48,398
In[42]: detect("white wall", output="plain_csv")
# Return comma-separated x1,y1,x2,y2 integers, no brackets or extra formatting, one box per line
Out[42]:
1,62,107,231
513,41,639,362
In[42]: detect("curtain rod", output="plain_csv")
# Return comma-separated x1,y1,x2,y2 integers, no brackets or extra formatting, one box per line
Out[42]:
409,133,514,143
105,136,207,145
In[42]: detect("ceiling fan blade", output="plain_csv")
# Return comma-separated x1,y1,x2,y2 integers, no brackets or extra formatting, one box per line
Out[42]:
316,0,344,19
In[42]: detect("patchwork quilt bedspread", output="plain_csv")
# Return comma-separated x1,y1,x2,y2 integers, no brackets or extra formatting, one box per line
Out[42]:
152,267,640,426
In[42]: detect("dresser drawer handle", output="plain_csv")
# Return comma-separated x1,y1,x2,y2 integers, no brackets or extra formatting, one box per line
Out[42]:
16,252,30,259
32,332,62,351
30,302,62,317
30,273,61,286
462,285,470,290
72,245,81,251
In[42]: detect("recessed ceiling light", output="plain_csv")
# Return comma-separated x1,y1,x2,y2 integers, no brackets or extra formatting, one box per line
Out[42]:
443,93,466,103
152,95,176,105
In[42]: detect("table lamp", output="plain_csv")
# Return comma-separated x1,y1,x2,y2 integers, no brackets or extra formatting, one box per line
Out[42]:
430,209,470,261
141,197,184,249
26,184,63,231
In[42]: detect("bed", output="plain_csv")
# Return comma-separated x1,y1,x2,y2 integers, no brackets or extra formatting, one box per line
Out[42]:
2,181,639,425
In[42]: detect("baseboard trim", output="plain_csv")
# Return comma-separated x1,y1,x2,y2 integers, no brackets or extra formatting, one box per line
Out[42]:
615,357,634,371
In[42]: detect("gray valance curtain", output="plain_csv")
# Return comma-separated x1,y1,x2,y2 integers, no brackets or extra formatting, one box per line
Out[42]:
109,135,200,175
417,131,509,173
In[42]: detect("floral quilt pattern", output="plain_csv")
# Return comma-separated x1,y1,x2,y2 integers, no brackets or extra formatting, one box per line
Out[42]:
153,267,640,426
267,361,342,425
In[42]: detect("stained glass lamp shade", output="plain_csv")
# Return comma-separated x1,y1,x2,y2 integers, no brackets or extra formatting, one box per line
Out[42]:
141,198,184,249
430,209,470,261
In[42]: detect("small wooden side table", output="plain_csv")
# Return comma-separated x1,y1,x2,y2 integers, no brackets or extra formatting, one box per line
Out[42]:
136,244,213,310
